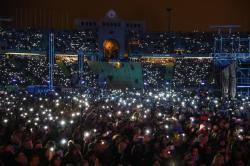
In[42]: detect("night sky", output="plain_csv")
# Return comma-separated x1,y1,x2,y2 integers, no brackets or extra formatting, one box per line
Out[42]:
1,0,250,31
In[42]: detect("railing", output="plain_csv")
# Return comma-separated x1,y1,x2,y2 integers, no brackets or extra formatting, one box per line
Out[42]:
212,53,250,60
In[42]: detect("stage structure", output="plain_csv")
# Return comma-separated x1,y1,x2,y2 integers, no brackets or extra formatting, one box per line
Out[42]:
48,33,55,91
210,25,241,34
213,28,250,96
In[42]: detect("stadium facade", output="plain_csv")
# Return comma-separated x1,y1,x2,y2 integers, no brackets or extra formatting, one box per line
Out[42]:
75,10,145,59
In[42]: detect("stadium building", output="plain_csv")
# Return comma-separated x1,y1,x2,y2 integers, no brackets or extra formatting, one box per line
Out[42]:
75,10,145,59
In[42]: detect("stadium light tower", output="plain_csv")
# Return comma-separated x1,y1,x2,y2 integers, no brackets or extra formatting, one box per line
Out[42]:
166,8,173,32
48,33,55,91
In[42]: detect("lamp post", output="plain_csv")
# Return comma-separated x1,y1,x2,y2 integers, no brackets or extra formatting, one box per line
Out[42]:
166,8,173,32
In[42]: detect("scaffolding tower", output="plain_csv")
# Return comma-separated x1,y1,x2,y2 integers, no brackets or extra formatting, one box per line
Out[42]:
213,33,250,96
48,33,55,91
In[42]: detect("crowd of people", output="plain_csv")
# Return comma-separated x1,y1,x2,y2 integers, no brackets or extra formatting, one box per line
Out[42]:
0,55,78,88
0,54,216,90
0,87,249,166
127,32,250,54
0,27,45,52
142,62,167,89
1,27,249,55
0,54,249,166
0,27,97,54
172,58,213,88
0,26,249,166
